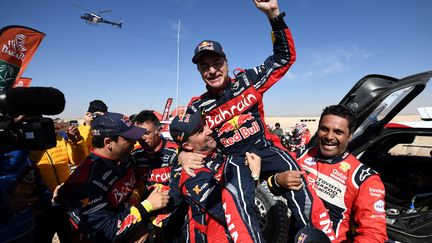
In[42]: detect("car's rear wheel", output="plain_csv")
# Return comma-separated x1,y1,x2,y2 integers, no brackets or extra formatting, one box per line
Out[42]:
255,182,290,243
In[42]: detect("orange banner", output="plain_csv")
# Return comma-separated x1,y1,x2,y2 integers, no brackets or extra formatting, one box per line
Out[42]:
13,76,32,87
0,25,45,91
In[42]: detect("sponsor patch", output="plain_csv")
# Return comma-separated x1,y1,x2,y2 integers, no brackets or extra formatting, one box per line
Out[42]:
331,168,348,183
359,168,372,181
374,199,385,212
296,233,308,243
193,184,202,195
82,202,108,215
304,157,317,166
369,187,385,197
116,214,138,235
339,162,351,172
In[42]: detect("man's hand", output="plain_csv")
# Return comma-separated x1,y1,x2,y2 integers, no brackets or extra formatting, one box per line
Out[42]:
253,0,280,19
51,183,63,205
245,152,261,178
84,112,93,126
276,170,305,191
66,125,83,143
178,151,205,177
145,189,169,211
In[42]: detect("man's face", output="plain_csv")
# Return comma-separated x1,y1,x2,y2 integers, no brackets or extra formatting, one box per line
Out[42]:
185,124,217,154
111,136,135,160
317,114,352,158
136,121,161,150
197,53,229,91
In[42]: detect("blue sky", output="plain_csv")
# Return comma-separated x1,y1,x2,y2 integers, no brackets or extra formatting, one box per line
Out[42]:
2,0,432,119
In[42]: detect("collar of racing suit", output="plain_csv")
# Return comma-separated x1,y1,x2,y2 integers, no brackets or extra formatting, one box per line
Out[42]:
315,150,350,164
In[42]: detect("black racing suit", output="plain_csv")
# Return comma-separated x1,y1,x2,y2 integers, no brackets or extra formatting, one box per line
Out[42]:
58,152,152,242
187,15,334,242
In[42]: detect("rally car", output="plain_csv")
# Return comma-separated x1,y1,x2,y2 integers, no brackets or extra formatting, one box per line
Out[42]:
255,70,432,242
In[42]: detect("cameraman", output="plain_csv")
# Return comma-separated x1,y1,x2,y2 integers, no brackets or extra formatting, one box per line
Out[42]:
0,149,51,242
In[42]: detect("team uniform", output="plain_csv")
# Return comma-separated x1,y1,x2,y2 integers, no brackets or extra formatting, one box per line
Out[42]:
187,15,335,242
131,138,187,240
178,151,233,243
296,147,388,242
132,139,178,191
58,152,151,242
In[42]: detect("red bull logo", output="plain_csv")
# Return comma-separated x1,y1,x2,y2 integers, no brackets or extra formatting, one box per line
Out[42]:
237,113,254,126
197,41,214,52
218,122,235,136
220,121,260,147
217,113,254,136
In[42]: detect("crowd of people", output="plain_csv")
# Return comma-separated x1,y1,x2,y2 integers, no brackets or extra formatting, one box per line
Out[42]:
1,0,388,242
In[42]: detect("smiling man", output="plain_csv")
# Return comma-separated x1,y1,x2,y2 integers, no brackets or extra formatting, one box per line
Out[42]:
170,111,262,243
179,0,336,241
277,104,388,242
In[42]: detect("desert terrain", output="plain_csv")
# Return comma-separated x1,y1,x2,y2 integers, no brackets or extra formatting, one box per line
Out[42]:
265,115,424,134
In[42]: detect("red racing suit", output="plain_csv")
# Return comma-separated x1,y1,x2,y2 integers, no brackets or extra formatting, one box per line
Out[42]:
131,138,189,242
187,15,335,242
58,152,151,242
296,147,388,242
132,139,178,190
131,138,180,226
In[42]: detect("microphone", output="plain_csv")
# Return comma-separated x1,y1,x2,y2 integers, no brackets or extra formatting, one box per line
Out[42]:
0,87,66,116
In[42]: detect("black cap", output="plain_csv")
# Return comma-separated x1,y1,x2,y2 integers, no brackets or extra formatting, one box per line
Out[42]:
169,111,203,145
91,112,146,140
88,99,108,113
294,227,331,243
192,40,226,64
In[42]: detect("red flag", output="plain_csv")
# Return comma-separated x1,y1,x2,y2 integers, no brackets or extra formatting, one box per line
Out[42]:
0,25,45,91
13,76,32,88
161,98,173,121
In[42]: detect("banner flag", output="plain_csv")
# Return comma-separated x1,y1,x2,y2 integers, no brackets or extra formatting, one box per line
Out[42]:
0,25,45,91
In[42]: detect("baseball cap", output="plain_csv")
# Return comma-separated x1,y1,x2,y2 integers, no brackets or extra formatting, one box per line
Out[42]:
91,112,146,140
87,99,108,113
169,111,203,145
192,40,226,64
294,227,331,243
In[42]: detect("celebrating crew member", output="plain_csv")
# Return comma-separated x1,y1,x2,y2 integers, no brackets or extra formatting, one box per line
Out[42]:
276,105,388,242
170,111,262,243
58,112,169,242
131,110,185,241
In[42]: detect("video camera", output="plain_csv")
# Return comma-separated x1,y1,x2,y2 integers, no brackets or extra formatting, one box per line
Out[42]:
0,87,66,152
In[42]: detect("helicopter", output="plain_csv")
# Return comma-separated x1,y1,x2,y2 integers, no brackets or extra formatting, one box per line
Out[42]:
73,4,122,28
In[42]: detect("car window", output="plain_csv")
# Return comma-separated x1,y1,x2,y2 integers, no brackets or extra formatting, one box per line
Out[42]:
389,135,432,157
353,86,414,139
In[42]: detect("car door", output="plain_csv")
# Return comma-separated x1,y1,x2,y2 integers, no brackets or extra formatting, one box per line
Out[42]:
338,71,432,150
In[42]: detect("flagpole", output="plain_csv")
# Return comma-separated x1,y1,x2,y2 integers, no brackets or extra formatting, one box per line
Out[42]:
175,19,180,116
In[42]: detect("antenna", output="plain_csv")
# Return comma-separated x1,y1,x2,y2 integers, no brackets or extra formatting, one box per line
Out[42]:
175,19,180,116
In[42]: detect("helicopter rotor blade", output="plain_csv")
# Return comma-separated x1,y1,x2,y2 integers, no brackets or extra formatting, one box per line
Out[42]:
96,10,112,14
72,3,89,11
